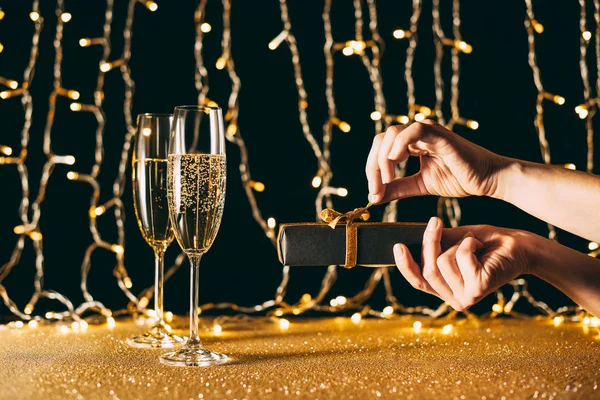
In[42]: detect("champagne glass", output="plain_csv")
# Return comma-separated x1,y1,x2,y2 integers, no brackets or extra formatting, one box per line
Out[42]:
127,114,186,348
160,105,228,366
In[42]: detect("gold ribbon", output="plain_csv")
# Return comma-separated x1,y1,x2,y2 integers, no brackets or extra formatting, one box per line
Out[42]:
320,203,371,269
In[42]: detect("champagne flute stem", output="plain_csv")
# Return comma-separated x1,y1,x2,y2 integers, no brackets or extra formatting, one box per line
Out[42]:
154,247,165,324
188,254,203,346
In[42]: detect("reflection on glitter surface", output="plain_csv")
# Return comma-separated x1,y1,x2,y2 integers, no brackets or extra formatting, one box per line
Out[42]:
0,317,599,399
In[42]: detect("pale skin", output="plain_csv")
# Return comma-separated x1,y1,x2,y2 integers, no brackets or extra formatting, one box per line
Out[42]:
366,119,600,316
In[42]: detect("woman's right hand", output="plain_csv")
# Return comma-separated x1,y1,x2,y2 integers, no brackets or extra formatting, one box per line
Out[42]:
366,120,507,204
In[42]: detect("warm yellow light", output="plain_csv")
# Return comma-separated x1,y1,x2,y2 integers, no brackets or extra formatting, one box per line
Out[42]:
564,163,576,170
147,309,157,318
107,317,116,329
456,40,472,54
79,38,91,47
59,325,69,334
292,308,301,315
250,180,265,192
14,321,24,329
145,1,158,12
79,320,88,331
140,127,152,137
589,242,599,251
397,115,410,124
70,102,82,112
329,299,338,307
139,297,149,308
382,306,394,316
466,120,479,130
267,217,276,229
342,47,354,56
575,105,588,119
71,321,80,331
200,22,212,33
64,155,75,165
299,99,308,109
348,40,366,52
124,277,132,289
413,321,422,332
66,90,80,100
553,316,564,327
553,95,565,105
269,30,288,50
29,11,40,22
100,62,112,72
337,188,348,197
301,293,312,303
205,98,219,108
591,317,599,327
1,146,13,156
351,313,362,324
24,304,33,315
442,324,453,335
279,318,290,330
339,121,351,133
165,311,173,323
28,320,38,328
311,175,322,188
414,113,425,122
370,111,382,121
492,303,503,313
60,13,72,23
13,225,26,235
418,106,432,116
274,309,283,317
216,56,227,70
0,10,4,20
0,43,3,53
583,31,592,41
0,90,9,99
227,124,237,136
393,29,409,39
66,171,78,180
335,296,347,306
583,317,591,326
111,244,124,254
30,231,42,241
532,19,544,34
45,312,55,319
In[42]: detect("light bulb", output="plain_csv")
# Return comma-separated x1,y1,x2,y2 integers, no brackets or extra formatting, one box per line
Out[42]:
583,31,592,41
200,23,211,33
370,111,382,121
442,324,453,334
279,319,290,330
351,313,362,324
60,13,72,23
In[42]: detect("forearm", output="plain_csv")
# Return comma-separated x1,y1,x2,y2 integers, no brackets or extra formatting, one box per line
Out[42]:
526,233,600,317
495,157,600,242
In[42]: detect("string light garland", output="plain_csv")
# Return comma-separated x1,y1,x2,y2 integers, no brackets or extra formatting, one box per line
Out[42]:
0,1,596,336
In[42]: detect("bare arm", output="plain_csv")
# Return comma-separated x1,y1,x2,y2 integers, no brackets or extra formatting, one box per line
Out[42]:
496,159,600,243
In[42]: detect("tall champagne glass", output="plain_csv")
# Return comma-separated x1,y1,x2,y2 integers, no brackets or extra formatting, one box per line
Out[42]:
160,106,229,366
126,114,186,348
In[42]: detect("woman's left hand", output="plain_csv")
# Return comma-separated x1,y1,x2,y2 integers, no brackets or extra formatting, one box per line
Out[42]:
393,217,534,311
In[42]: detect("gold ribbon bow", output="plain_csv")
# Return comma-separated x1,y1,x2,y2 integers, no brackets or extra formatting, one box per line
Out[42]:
320,203,371,269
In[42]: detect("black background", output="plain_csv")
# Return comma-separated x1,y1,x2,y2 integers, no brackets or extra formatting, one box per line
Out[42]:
0,0,596,317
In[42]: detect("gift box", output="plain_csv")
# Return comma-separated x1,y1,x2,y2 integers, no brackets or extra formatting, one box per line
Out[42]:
277,222,427,267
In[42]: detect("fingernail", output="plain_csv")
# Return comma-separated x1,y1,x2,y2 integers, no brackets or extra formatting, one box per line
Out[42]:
370,193,381,203
394,244,404,257
427,217,438,231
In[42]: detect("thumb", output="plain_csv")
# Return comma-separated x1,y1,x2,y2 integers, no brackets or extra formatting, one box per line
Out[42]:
378,173,427,203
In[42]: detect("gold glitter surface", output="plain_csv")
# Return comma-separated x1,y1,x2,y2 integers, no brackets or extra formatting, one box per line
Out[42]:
1,317,599,399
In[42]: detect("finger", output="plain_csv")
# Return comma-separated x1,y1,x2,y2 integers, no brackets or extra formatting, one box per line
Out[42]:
387,121,432,161
393,243,439,297
455,236,484,282
441,226,489,248
437,234,471,295
366,133,384,202
379,172,427,202
378,126,405,185
421,216,460,309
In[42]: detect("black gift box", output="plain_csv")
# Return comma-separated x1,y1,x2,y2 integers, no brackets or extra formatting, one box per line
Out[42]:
277,222,427,267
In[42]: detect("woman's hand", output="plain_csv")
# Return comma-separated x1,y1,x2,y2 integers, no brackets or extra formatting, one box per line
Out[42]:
393,217,534,311
366,120,506,204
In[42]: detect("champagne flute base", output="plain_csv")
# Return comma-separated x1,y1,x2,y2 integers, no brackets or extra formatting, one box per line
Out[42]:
159,345,229,367
126,324,186,349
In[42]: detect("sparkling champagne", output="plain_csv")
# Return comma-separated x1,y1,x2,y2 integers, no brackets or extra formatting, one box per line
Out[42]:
132,158,175,249
167,154,226,256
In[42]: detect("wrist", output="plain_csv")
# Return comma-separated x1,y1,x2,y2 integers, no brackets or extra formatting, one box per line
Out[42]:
489,156,524,202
